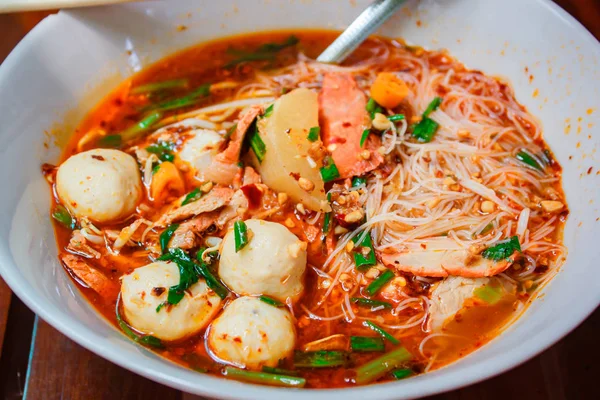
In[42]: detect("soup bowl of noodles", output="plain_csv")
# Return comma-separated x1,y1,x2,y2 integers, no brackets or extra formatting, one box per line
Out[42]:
0,0,598,398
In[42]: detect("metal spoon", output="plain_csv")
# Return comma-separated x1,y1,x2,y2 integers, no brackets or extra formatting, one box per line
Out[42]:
317,0,405,64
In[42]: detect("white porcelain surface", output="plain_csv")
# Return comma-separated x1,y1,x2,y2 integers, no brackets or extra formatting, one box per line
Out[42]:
0,1,598,399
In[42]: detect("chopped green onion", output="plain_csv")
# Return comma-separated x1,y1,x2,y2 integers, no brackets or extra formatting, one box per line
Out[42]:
351,298,392,310
320,157,340,183
225,35,299,68
224,367,306,388
263,104,274,118
388,114,405,122
131,79,189,94
152,163,161,174
352,176,367,187
181,187,203,206
224,123,237,140
350,336,385,352
516,150,543,171
391,368,413,380
423,96,443,117
159,224,180,254
259,295,285,307
480,223,494,235
262,366,300,376
116,300,163,349
293,351,348,368
121,112,163,141
323,193,332,234
412,117,439,142
366,270,395,296
353,347,412,385
307,126,320,142
360,129,370,147
97,134,122,148
146,141,175,162
474,284,504,304
481,235,521,261
193,253,229,300
366,98,383,119
155,302,165,313
145,84,211,112
363,321,400,345
352,232,376,270
52,205,75,230
248,123,267,163
234,220,249,252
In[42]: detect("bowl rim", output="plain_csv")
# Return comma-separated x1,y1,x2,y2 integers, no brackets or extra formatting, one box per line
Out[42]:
1,0,599,399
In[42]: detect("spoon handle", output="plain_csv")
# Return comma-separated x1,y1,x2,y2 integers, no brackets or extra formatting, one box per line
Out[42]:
317,0,405,64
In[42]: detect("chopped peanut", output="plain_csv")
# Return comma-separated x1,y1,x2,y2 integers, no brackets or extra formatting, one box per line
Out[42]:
344,209,365,223
345,241,355,252
457,129,470,138
277,192,289,205
200,181,213,193
296,203,306,215
372,113,392,131
480,200,495,213
540,200,564,213
284,218,296,228
334,226,349,235
443,176,457,186
298,177,315,192
365,268,381,279
359,150,371,160
524,280,534,289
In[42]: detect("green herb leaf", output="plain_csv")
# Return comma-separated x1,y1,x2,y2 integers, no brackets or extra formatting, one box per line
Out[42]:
366,269,395,296
116,300,163,348
293,351,348,368
159,224,180,254
353,347,412,385
262,366,300,376
351,176,367,187
412,117,439,142
181,187,203,206
350,297,392,310
474,284,504,304
225,35,299,68
307,126,320,142
350,336,385,352
516,150,543,171
97,134,122,148
259,295,285,307
360,129,370,147
121,112,163,141
352,232,377,270
52,205,75,230
481,235,521,261
423,96,443,117
234,220,249,252
152,163,161,174
320,157,340,183
263,104,274,118
131,79,189,94
146,141,175,162
366,98,383,119
322,193,332,234
388,114,405,122
145,84,211,112
247,122,267,163
391,368,413,380
224,367,306,388
363,320,400,345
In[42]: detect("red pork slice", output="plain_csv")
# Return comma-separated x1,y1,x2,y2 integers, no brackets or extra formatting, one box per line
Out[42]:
319,73,383,179
61,254,119,300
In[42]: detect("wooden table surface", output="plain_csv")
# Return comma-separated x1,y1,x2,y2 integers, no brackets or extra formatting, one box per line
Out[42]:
1,2,599,399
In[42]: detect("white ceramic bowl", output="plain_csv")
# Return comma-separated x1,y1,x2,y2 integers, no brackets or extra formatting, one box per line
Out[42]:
0,1,598,399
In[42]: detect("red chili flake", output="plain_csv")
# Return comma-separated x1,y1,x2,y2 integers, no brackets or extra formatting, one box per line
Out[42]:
91,155,105,161
41,163,56,177
240,184,263,209
329,136,347,144
233,337,242,343
342,122,351,128
587,167,593,175
289,172,300,180
152,287,166,296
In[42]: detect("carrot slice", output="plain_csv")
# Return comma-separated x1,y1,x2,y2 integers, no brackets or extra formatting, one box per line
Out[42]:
370,72,409,109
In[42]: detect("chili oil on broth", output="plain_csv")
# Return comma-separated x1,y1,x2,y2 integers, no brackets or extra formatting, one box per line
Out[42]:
45,30,568,388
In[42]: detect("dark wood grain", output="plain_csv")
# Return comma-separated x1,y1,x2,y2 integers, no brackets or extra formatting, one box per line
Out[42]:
0,1,598,399
0,279,11,356
25,319,183,400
